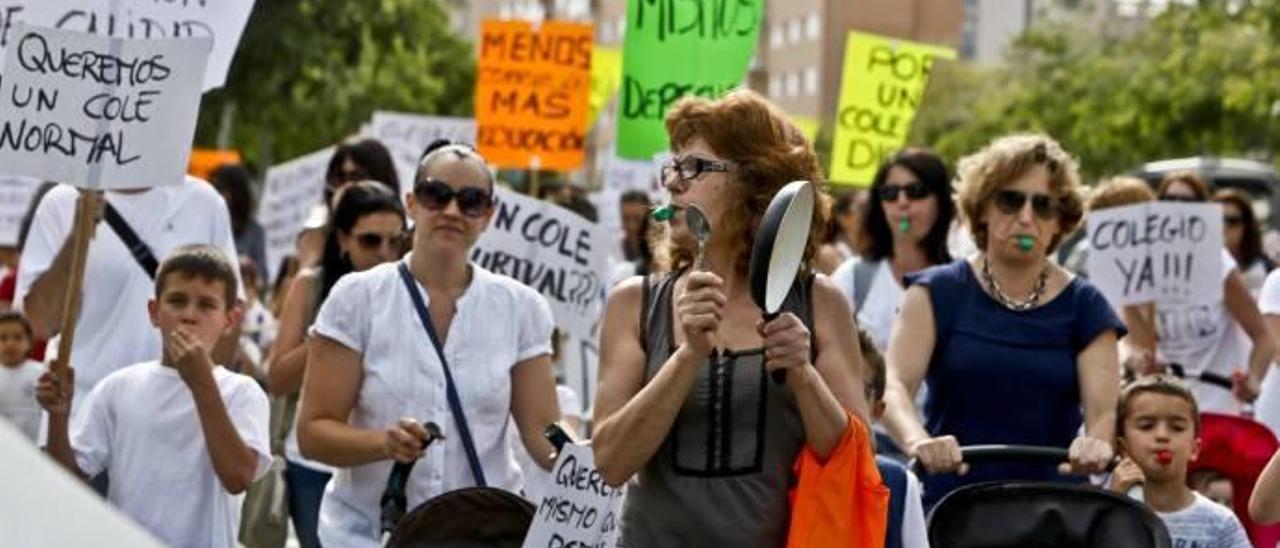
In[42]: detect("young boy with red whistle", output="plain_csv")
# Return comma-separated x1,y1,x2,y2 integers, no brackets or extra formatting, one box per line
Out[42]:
1109,375,1250,547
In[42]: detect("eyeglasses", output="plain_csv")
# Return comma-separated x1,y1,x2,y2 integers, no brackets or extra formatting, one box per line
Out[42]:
1224,215,1244,227
661,156,731,193
994,189,1060,220
1160,195,1200,203
878,181,930,202
414,178,494,218
353,231,406,250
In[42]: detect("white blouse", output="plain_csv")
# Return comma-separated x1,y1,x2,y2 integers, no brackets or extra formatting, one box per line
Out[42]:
310,256,554,548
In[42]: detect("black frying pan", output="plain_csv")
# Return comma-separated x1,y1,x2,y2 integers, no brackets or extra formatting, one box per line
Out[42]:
748,180,816,384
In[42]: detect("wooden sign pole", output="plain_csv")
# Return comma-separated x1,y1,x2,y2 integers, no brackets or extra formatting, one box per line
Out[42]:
50,190,98,377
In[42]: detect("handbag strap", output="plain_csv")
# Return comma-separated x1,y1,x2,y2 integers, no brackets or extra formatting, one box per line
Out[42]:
396,262,487,487
103,203,158,279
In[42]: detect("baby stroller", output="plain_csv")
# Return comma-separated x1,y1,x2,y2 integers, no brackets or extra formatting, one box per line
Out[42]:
916,445,1172,548
1174,367,1280,546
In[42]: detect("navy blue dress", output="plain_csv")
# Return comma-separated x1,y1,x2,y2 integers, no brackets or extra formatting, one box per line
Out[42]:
906,260,1126,508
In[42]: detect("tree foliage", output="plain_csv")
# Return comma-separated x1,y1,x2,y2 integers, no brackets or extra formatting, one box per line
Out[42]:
193,0,476,169
910,0,1280,181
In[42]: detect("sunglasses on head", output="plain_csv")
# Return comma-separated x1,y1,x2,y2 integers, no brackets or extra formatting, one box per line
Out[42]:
353,231,406,250
414,178,493,218
878,181,930,202
994,189,1060,220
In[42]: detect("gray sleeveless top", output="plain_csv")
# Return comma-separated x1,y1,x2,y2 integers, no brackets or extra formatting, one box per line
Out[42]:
620,272,810,547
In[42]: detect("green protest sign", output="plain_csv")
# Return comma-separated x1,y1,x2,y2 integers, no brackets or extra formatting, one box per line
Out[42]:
616,0,763,160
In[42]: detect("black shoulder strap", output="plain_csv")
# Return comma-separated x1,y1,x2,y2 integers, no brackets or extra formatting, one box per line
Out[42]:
851,258,877,312
103,203,158,279
396,262,487,487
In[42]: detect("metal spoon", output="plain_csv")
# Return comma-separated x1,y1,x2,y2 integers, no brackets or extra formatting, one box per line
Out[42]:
685,205,711,270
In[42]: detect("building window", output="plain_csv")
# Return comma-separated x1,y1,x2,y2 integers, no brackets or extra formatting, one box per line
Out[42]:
788,18,802,45
617,17,626,40
770,23,783,49
600,21,613,43
769,74,782,99
805,12,821,42
804,67,819,97
786,72,800,98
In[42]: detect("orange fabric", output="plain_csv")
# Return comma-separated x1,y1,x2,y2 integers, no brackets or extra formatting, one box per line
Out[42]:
787,414,889,548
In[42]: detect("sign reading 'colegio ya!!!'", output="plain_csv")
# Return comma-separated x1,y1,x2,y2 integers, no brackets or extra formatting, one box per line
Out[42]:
1087,202,1224,306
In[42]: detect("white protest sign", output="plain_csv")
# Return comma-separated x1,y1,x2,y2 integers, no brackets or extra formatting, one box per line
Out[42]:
0,25,209,189
369,111,475,190
471,186,609,343
258,146,332,283
522,443,624,548
1087,202,1224,306
11,0,255,91
0,175,39,245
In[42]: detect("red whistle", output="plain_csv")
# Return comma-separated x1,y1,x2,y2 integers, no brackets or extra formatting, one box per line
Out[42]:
1155,450,1173,465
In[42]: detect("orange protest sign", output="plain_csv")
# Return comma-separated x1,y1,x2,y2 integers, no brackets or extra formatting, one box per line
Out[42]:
475,20,592,171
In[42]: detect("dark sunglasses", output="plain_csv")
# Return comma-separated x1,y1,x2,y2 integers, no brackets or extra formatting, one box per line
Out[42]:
353,231,406,250
332,167,370,185
1160,195,1200,203
878,181,930,202
414,178,493,218
1224,215,1244,227
994,189,1060,220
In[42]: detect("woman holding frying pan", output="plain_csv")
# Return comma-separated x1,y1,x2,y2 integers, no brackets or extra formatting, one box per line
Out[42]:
297,140,561,548
592,90,868,547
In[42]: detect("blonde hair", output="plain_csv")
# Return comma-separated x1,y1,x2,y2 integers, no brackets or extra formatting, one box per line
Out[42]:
955,134,1085,254
1087,176,1155,211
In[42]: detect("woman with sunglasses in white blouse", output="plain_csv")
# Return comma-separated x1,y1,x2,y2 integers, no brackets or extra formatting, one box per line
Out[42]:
881,134,1124,508
298,140,561,548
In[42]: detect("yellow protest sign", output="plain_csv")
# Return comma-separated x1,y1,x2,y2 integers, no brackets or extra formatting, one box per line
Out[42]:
588,46,622,130
475,20,593,171
830,31,955,186
791,116,819,143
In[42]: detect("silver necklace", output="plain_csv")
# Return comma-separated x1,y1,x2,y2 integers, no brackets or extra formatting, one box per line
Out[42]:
981,255,1049,311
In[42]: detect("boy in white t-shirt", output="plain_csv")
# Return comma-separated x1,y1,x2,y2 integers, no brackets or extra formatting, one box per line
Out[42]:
36,244,270,548
0,311,43,441
1109,376,1251,548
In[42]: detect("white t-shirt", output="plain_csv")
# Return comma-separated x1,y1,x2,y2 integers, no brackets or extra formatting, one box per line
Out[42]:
900,469,930,548
1156,492,1251,548
831,257,904,352
0,359,44,441
310,257,555,548
1250,269,1280,437
1239,258,1269,298
16,180,243,409
71,361,271,548
1156,250,1245,414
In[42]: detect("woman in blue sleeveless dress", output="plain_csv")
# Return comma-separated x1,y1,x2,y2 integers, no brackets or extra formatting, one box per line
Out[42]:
881,134,1127,508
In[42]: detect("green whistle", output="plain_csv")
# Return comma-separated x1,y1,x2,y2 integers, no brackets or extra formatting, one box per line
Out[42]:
1016,235,1035,251
898,218,911,233
651,205,676,222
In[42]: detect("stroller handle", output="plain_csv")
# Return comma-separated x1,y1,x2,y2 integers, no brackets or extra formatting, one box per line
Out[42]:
908,444,1070,476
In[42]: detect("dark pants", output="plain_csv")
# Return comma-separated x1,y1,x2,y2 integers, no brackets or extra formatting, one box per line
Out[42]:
285,460,332,548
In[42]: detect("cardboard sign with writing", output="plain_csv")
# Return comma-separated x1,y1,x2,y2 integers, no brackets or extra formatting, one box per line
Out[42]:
476,20,592,171
369,111,475,193
522,443,624,548
0,175,39,246
471,187,608,342
616,0,762,160
258,146,333,284
1087,202,1224,306
830,31,954,186
0,24,209,190
11,0,256,91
